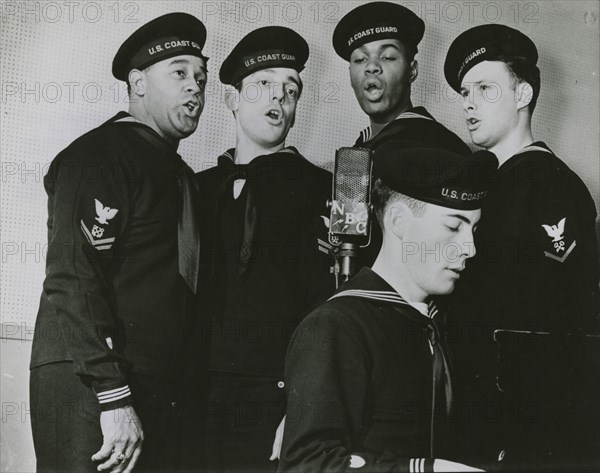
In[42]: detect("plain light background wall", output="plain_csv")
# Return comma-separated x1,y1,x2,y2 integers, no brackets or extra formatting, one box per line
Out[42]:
1,1,598,471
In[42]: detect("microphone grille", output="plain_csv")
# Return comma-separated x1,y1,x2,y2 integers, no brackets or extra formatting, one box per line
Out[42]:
335,147,372,203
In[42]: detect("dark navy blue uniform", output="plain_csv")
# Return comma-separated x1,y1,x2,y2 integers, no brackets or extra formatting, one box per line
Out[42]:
355,107,471,268
448,143,600,471
279,267,454,473
196,147,335,472
30,112,203,472
355,107,470,156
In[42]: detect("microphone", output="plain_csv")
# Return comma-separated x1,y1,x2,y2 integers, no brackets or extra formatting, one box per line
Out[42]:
328,147,373,282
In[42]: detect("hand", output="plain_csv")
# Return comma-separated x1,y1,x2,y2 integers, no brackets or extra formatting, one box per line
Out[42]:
433,459,485,472
269,415,286,461
91,405,144,473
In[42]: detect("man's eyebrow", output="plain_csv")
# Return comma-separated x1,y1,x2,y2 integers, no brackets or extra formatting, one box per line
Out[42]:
377,43,402,53
253,70,299,86
286,76,300,87
354,42,402,54
168,58,190,66
167,58,207,73
460,80,485,92
447,214,472,225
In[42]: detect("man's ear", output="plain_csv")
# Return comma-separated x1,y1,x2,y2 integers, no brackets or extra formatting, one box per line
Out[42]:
409,59,419,84
385,201,412,240
516,82,533,111
225,87,240,112
128,69,145,97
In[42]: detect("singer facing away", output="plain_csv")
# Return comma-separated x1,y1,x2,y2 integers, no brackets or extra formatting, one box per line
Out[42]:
194,26,334,473
278,144,498,473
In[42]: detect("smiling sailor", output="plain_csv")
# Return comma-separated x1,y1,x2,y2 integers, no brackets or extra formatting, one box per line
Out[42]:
195,26,335,473
30,12,209,473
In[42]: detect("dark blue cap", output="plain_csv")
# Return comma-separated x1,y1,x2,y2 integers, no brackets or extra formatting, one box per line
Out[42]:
444,24,538,92
373,142,498,210
219,26,309,85
113,12,208,81
333,1,424,61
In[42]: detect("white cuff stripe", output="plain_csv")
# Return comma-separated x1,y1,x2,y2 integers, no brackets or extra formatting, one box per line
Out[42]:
97,385,130,397
98,391,131,404
97,385,131,402
409,458,426,473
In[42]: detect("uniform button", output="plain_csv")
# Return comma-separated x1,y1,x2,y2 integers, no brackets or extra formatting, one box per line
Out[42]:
277,381,285,389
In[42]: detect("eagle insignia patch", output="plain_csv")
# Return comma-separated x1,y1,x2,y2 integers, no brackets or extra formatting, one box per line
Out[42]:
542,217,576,263
95,199,119,225
80,198,119,251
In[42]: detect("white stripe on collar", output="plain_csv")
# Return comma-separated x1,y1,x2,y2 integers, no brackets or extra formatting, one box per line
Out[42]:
220,150,234,162
360,127,372,143
329,289,440,319
428,300,439,319
359,110,433,143
113,116,140,124
328,289,410,306
395,111,434,121
514,144,553,156
221,147,298,163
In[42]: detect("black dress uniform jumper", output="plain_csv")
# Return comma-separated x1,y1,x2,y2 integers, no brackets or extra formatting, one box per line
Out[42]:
196,147,335,472
279,267,454,473
448,143,600,471
29,112,203,473
355,106,471,267
354,107,470,155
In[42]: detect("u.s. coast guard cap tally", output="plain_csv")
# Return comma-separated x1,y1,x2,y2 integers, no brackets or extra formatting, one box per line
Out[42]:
373,142,499,210
332,1,424,61
219,26,309,85
444,24,538,92
112,12,208,81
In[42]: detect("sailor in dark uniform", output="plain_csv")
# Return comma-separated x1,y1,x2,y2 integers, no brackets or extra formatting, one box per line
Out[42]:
195,27,334,473
444,24,600,471
29,13,208,473
332,1,472,267
279,145,498,473
332,1,470,155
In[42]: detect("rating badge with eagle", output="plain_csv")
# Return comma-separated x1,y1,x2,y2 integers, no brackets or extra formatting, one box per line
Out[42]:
541,217,576,263
80,198,120,251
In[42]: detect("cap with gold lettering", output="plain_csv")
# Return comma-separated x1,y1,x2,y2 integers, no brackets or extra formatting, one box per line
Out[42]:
444,24,538,92
219,26,309,85
373,142,498,210
112,12,208,81
332,1,424,61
